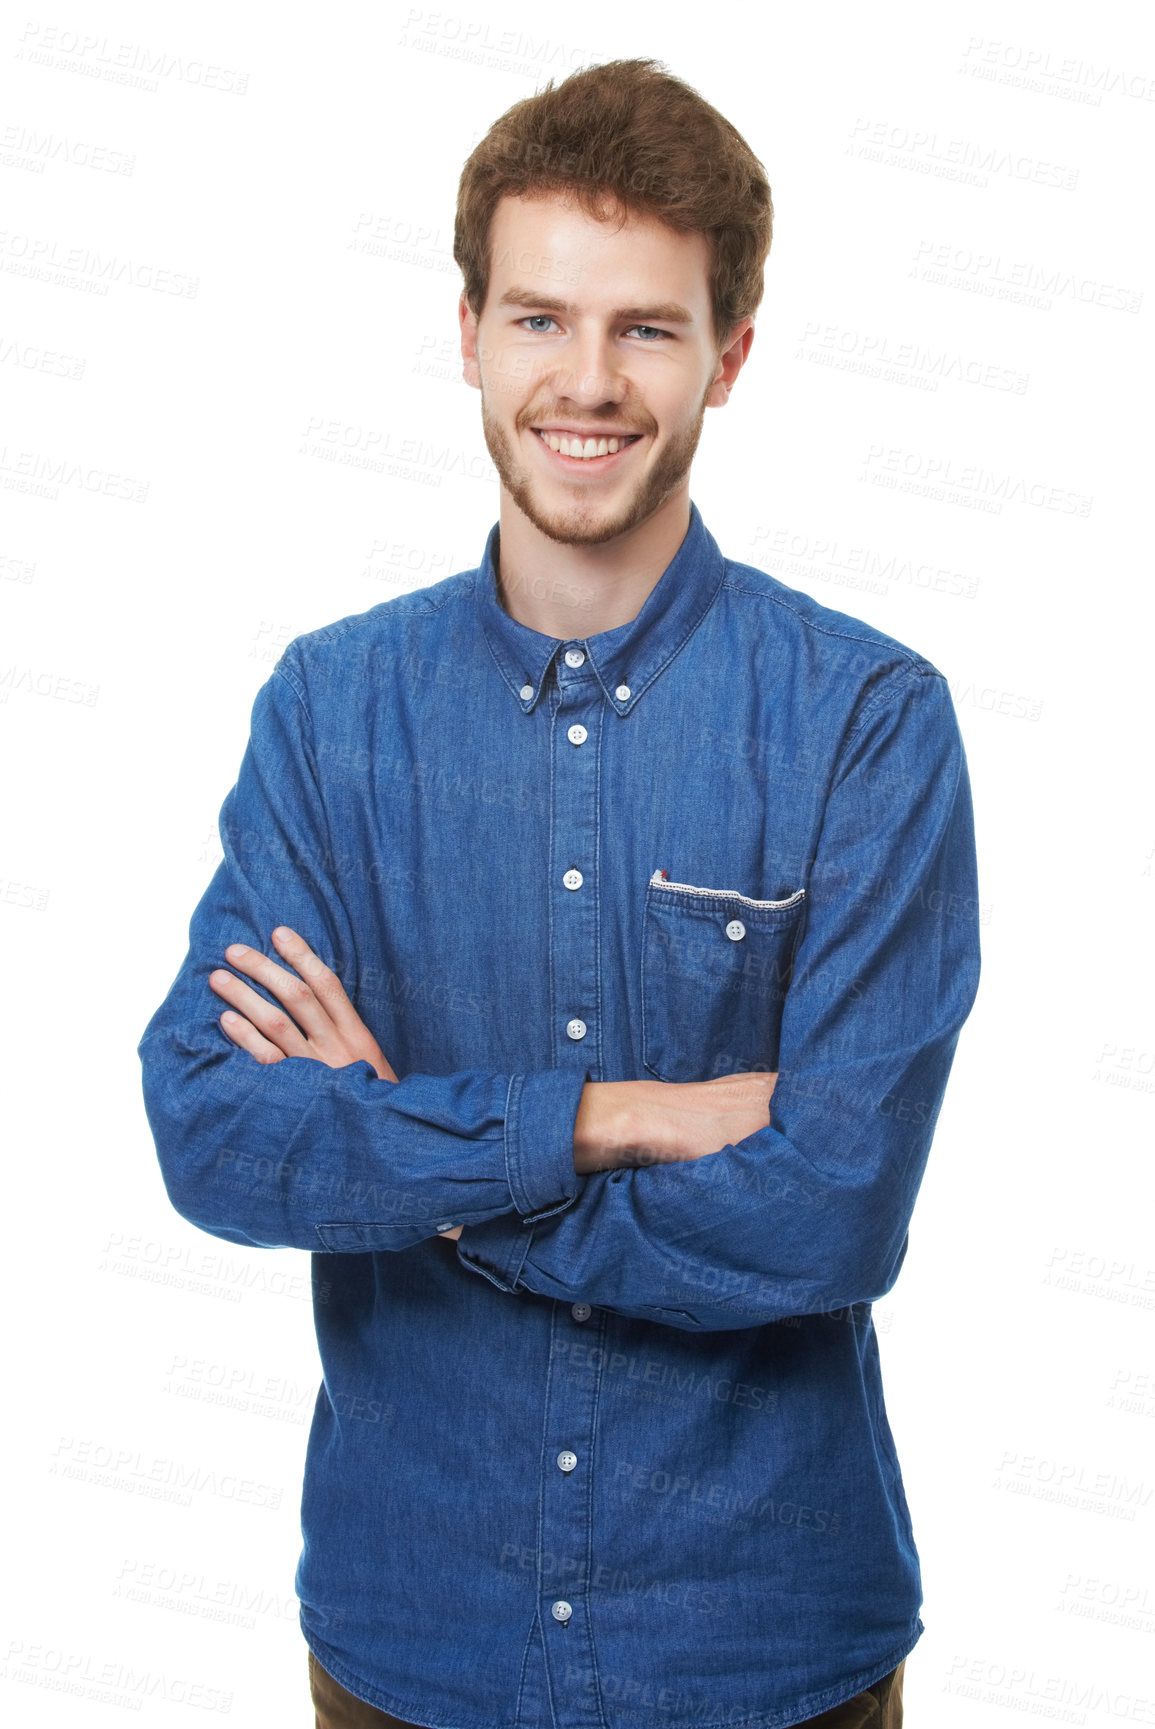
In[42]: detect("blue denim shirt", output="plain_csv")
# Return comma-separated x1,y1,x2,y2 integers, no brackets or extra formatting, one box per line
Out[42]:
138,501,980,1728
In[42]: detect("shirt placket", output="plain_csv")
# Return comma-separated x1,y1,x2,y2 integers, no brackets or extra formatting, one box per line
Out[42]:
537,643,608,1728
547,644,602,1081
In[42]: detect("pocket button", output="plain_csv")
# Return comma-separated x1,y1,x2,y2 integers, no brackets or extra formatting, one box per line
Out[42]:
725,919,746,941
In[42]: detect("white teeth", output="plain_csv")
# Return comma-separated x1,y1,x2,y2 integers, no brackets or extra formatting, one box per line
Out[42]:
538,431,634,460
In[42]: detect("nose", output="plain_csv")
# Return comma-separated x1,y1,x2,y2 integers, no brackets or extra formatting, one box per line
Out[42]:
549,321,629,410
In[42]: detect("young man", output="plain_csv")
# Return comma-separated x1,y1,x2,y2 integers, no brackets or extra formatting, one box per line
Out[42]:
138,58,979,1729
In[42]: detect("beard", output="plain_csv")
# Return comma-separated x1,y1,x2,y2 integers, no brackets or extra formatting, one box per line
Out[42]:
479,381,711,547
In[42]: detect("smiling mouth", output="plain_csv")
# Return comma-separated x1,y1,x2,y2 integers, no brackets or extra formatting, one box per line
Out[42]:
532,428,643,464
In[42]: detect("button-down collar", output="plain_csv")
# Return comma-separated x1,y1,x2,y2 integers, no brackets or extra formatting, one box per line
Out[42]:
477,499,727,715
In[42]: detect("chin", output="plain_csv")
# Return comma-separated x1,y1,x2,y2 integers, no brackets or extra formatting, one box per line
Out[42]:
538,521,632,548
516,491,652,547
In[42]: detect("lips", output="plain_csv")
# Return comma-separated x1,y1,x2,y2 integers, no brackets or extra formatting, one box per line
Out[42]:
531,427,644,467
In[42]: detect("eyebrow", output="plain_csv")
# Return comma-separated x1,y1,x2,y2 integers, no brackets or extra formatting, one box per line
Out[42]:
495,287,695,324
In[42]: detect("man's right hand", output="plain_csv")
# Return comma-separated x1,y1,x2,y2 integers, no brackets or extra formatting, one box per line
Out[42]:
573,1072,777,1176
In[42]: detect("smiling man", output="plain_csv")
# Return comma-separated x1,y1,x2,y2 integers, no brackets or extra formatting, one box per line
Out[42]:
470,198,730,557
138,58,980,1729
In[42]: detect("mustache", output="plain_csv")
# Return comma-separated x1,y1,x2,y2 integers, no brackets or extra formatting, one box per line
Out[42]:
516,405,658,438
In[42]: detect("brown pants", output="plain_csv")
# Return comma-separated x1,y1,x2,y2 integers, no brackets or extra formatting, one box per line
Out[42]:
308,1645,905,1728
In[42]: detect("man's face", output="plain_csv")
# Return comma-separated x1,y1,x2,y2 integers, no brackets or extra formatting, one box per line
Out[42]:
459,193,751,547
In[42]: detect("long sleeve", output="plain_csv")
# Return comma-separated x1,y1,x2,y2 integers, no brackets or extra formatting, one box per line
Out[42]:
459,663,980,1330
137,651,587,1252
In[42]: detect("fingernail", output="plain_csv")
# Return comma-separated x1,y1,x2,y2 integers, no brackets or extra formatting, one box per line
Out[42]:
226,944,247,958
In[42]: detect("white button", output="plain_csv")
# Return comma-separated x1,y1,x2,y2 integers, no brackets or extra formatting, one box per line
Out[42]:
520,684,534,700
557,1450,577,1473
726,919,746,941
566,1018,587,1041
564,648,585,667
571,1302,592,1322
615,684,631,700
563,869,583,891
551,1600,573,1624
567,724,587,746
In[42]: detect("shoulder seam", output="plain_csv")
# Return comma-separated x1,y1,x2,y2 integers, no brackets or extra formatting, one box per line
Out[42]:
720,570,926,668
309,574,475,645
270,576,478,719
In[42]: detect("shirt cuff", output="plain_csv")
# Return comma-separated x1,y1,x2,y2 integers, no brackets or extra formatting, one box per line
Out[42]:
456,1068,589,1295
504,1067,590,1220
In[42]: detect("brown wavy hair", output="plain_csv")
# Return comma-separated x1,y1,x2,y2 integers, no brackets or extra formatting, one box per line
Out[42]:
454,58,773,351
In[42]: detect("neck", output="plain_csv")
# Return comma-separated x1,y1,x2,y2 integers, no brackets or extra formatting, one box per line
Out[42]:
495,484,692,640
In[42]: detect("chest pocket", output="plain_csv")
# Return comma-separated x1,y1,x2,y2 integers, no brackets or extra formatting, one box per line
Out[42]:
641,872,806,1083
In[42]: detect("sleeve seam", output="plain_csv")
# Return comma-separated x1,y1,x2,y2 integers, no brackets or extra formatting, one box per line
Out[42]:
272,654,310,719
269,657,343,958
841,661,941,758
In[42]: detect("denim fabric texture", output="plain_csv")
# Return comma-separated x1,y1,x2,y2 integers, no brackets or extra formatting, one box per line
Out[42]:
308,1649,905,1728
138,501,980,1729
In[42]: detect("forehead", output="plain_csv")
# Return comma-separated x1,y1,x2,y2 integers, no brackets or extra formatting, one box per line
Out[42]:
486,192,712,311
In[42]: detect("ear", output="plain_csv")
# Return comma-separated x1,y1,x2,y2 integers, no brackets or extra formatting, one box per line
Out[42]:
705,318,755,408
459,292,482,391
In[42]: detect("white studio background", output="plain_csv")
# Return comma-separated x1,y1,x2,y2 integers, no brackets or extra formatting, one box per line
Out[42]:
2,1,1153,1723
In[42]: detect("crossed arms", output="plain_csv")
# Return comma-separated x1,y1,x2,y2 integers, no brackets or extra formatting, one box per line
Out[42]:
137,651,980,1331
205,926,779,1241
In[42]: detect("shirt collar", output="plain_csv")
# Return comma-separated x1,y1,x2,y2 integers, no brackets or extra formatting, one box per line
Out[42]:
476,500,727,716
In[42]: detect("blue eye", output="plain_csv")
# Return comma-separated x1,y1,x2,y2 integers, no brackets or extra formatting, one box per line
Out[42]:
517,316,671,339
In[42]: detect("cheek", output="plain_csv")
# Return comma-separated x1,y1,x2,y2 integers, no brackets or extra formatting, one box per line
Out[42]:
491,352,545,410
652,367,710,425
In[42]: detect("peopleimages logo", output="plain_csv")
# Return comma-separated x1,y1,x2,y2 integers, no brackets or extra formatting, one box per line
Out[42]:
911,238,1143,314
958,36,1155,105
859,444,1093,517
847,117,1079,190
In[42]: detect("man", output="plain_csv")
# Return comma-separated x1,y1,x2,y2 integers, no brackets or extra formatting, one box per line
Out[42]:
138,58,980,1729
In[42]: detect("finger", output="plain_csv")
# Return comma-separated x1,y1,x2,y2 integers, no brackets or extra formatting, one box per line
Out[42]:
269,927,362,1030
270,928,397,1074
217,1007,288,1065
209,967,314,1059
220,942,335,1044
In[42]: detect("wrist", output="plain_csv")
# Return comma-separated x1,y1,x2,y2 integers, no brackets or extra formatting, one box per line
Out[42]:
574,1080,668,1174
574,1081,609,1175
